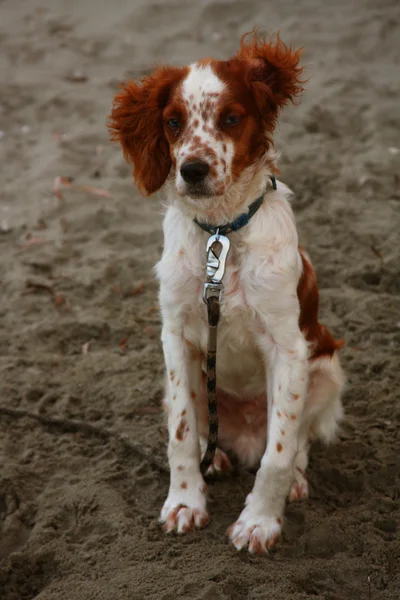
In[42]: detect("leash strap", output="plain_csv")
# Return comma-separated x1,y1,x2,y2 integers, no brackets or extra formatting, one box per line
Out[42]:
199,232,230,475
200,296,220,475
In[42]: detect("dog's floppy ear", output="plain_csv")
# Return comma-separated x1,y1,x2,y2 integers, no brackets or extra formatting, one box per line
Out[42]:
109,66,186,195
234,31,304,128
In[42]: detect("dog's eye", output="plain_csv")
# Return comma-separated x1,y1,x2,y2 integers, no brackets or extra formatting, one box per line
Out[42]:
224,115,240,126
167,118,180,129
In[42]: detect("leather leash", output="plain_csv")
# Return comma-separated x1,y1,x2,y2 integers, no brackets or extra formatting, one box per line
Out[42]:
196,177,276,475
199,295,220,475
199,231,230,475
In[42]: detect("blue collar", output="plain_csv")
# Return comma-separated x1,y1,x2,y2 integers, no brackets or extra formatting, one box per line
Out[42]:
193,175,277,236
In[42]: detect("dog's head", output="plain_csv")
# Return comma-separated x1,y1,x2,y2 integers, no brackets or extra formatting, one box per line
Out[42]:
109,32,304,203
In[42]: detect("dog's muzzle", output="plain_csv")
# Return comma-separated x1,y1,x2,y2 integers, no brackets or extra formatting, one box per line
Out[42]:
180,161,209,184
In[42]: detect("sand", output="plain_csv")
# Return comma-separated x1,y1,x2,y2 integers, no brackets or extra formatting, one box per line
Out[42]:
0,0,399,598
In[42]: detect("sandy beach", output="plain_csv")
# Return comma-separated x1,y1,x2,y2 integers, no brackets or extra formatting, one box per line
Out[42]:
0,0,399,598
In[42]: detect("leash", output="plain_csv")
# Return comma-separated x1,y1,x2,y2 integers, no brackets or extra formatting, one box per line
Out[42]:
197,175,277,475
199,230,230,475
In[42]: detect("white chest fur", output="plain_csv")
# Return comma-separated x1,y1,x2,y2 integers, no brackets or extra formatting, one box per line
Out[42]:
155,198,298,398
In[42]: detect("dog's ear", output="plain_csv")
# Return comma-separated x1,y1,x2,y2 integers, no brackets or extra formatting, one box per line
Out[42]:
234,31,304,128
109,66,186,195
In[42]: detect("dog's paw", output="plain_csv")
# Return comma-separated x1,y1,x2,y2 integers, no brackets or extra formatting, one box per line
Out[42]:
205,447,232,476
288,468,309,502
227,507,282,554
161,503,209,533
160,485,209,534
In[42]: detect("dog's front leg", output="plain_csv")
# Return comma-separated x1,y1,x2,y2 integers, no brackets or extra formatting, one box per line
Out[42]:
228,285,308,553
159,319,209,533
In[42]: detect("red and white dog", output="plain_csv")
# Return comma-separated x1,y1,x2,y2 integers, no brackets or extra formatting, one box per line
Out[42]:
110,32,345,554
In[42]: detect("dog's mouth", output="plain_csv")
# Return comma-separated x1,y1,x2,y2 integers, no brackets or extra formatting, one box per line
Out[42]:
180,182,214,201
186,188,213,200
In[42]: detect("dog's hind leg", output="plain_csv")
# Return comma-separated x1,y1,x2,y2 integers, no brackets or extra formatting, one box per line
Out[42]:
288,351,345,502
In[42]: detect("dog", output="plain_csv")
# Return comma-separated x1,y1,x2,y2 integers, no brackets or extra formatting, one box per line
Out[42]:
109,32,345,554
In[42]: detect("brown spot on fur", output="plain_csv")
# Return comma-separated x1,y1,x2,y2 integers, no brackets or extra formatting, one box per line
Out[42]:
190,390,197,400
178,248,185,257
180,481,187,489
202,145,217,160
298,246,344,358
277,442,283,452
177,465,184,471
169,370,175,381
277,517,282,525
176,418,187,441
181,409,187,416
172,394,176,401
277,411,282,418
292,393,299,400
176,379,180,386
290,414,297,420
281,430,285,436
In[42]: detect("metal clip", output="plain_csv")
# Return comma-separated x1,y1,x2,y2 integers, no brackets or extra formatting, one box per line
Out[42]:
205,233,230,283
202,281,223,304
202,232,230,305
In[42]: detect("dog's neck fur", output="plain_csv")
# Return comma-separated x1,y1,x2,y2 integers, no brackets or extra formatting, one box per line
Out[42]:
165,151,278,227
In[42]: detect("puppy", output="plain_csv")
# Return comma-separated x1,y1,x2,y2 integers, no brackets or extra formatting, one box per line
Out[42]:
109,32,345,554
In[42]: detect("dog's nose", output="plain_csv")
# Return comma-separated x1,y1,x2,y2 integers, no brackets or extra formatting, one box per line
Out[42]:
180,161,209,184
